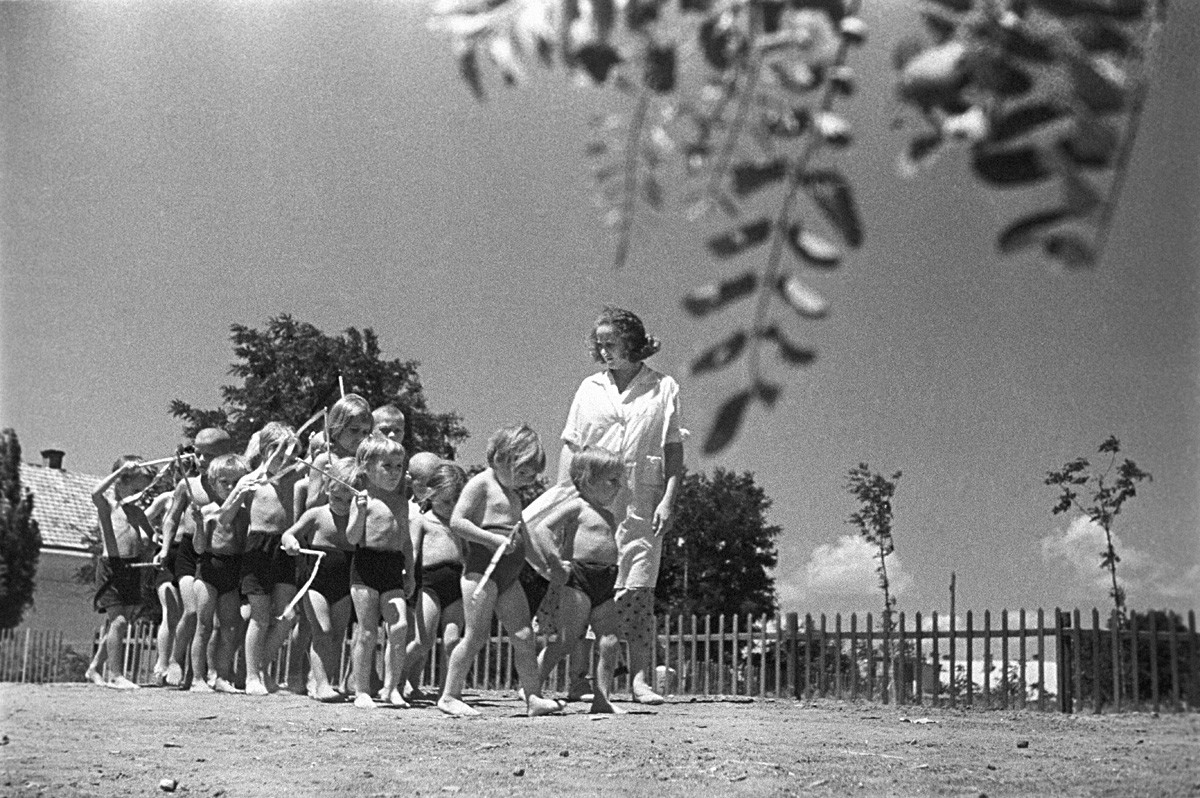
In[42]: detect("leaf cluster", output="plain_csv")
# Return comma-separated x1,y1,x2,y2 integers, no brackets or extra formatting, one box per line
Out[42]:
171,314,469,457
0,429,42,630
655,468,781,617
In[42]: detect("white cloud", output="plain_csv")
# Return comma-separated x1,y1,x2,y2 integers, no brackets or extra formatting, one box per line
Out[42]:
779,534,913,607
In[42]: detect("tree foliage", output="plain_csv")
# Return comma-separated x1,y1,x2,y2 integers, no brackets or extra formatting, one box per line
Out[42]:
429,0,1168,452
0,429,42,630
171,314,469,457
655,468,780,617
1045,435,1150,616
845,463,902,631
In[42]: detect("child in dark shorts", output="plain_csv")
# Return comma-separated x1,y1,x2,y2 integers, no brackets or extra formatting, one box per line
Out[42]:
346,434,415,708
403,462,468,701
86,457,155,689
282,456,358,702
191,453,252,694
531,446,626,714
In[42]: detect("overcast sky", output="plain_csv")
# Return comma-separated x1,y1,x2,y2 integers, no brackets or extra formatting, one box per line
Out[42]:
3,1,1197,619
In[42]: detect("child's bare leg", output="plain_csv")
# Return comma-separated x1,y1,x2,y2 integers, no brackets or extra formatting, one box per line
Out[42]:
103,607,138,688
243,594,272,695
350,585,380,708
86,618,109,685
589,603,624,714
303,592,339,700
168,575,199,686
494,586,561,717
190,582,218,692
567,637,595,700
154,582,182,681
536,587,590,689
437,575,492,717
262,584,298,691
213,592,243,692
378,590,409,706
440,601,464,674
403,591,440,699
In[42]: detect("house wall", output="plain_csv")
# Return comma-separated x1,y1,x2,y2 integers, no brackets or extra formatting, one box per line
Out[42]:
23,550,103,653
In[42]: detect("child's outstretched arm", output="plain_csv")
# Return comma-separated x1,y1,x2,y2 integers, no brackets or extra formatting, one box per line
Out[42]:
91,469,123,557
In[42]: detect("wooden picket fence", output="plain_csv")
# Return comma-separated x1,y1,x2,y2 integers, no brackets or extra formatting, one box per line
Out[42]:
5,607,1196,713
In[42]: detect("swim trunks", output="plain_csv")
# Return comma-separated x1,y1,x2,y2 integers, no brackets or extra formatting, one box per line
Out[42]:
196,551,243,597
463,524,526,595
240,532,297,596
94,557,143,612
304,547,353,606
565,561,619,609
173,534,198,582
350,547,406,595
420,561,462,609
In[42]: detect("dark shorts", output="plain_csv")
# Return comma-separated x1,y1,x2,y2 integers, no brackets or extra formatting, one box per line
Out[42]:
421,561,462,609
463,525,526,594
173,534,198,582
566,561,619,609
350,547,406,595
520,564,549,616
94,557,143,612
305,547,352,606
240,533,297,596
154,544,178,589
197,552,243,597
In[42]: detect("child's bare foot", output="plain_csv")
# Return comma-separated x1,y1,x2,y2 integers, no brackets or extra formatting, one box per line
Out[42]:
590,692,626,714
85,668,106,686
108,676,140,690
380,687,409,707
567,676,594,702
405,686,434,702
164,663,184,687
632,688,664,705
526,694,565,717
244,677,269,696
213,677,240,694
437,695,480,717
189,680,214,693
309,684,342,702
353,693,376,709
264,672,281,693
151,667,168,687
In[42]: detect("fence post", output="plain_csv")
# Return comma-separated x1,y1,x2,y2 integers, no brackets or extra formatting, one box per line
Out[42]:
914,612,923,707
774,613,783,699
965,611,974,708
1111,608,1122,712
1148,611,1159,713
834,614,843,700
929,611,939,707
1071,609,1083,714
865,613,874,702
1091,608,1102,715
20,628,31,684
817,614,827,699
896,612,907,706
983,610,992,709
1001,610,1011,710
850,613,860,701
1168,612,1182,711
948,609,956,709
804,614,814,700
785,612,798,699
1129,611,1141,709
1189,611,1198,710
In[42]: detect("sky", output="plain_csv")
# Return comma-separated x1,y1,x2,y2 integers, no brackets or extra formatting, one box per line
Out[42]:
3,1,1197,621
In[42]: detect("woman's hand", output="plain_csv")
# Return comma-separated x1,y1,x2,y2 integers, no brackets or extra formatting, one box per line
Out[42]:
651,498,675,537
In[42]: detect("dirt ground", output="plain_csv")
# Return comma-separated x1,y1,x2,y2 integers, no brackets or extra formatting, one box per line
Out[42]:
2,683,1197,798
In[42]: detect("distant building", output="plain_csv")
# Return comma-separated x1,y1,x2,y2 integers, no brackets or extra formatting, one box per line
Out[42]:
21,449,104,651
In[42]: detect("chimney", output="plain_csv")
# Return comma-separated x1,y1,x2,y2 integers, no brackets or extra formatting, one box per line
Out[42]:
41,449,65,470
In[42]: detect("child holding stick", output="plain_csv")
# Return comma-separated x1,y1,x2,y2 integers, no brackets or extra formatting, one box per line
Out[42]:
437,424,563,718
86,457,155,689
403,462,467,701
346,433,414,708
301,394,372,512
191,453,252,693
281,456,358,702
533,446,625,714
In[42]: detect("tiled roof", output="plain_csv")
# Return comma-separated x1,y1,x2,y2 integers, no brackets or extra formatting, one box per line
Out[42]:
19,463,101,552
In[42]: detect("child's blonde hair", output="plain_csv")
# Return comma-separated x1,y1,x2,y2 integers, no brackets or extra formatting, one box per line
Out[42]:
248,421,296,466
485,423,546,472
326,394,372,443
207,453,250,482
326,456,361,495
111,455,153,480
355,431,406,467
568,446,624,493
426,463,468,507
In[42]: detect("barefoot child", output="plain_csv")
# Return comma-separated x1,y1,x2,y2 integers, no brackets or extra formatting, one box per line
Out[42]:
403,462,467,700
533,446,626,714
154,429,235,687
346,433,414,708
145,488,179,685
301,394,373,512
235,422,305,696
191,453,252,693
280,456,358,702
437,424,563,718
86,457,155,689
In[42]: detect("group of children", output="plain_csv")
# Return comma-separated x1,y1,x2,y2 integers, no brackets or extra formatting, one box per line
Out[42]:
87,395,633,717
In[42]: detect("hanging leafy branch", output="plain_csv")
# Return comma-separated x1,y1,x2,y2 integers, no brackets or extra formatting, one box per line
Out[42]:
429,0,1167,453
1045,435,1151,617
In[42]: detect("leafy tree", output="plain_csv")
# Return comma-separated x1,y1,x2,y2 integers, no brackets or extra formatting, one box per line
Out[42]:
1045,435,1151,617
171,314,469,457
429,0,1169,451
845,463,902,632
655,468,780,617
0,429,41,629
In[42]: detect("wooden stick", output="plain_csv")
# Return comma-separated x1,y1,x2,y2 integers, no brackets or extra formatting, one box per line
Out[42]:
472,522,522,599
137,453,197,469
278,548,327,620
338,375,346,397
295,459,358,491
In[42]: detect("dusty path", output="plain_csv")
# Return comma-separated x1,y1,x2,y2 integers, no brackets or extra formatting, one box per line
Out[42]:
2,684,1197,797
